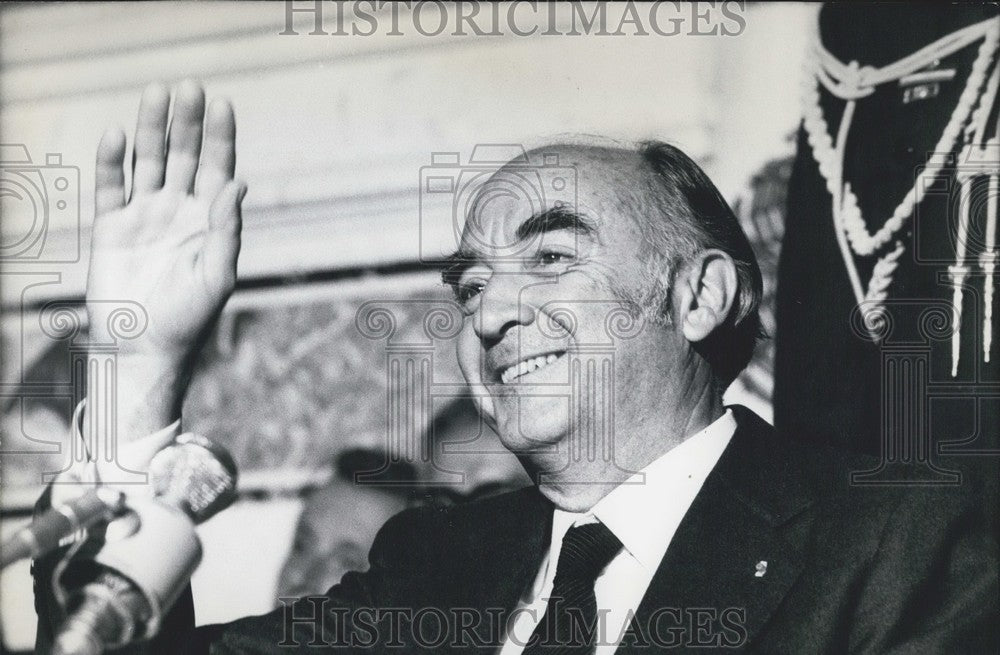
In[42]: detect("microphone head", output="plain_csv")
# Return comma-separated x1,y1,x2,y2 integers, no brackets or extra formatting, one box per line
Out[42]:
147,433,238,523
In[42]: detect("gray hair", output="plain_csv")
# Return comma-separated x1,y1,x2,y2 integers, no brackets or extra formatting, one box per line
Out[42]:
630,140,763,385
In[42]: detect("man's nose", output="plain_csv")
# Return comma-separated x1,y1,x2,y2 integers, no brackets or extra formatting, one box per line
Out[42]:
473,273,535,346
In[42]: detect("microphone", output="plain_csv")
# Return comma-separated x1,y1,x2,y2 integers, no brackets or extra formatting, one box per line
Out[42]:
1,487,126,569
51,433,238,655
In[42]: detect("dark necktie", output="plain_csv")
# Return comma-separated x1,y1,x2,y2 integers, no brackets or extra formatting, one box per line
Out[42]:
522,521,624,655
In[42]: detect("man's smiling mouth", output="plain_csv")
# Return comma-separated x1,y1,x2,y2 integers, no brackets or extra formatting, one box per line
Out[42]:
498,351,567,384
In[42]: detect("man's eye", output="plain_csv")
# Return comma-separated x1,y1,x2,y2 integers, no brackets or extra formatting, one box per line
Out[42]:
455,280,485,305
536,250,571,266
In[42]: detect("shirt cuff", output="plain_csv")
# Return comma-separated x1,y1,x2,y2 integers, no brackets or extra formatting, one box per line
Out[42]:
51,401,181,500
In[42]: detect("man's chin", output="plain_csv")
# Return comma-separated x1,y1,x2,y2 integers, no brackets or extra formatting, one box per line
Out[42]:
491,398,570,450
496,424,567,455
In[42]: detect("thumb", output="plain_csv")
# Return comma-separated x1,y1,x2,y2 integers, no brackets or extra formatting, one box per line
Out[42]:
203,180,246,296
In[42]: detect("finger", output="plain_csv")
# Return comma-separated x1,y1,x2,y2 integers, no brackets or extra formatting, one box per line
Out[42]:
163,79,206,193
95,128,126,218
202,180,246,296
130,83,170,196
195,98,236,201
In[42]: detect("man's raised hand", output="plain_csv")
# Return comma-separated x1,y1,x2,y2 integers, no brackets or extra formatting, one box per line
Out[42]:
86,80,245,440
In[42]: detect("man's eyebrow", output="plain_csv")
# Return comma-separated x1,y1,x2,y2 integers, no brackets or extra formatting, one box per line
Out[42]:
515,206,597,241
441,248,479,288
440,208,595,289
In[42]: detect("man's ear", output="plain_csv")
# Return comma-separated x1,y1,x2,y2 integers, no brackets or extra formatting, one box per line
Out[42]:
674,249,739,343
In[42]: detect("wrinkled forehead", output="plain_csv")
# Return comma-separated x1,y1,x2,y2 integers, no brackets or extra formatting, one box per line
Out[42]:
458,145,644,257
460,168,576,254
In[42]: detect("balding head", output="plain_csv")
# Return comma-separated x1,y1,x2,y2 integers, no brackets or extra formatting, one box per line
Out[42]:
445,138,759,509
457,139,762,384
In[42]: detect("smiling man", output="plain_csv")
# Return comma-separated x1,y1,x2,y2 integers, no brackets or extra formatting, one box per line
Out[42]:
444,143,758,518
430,143,765,653
35,83,997,654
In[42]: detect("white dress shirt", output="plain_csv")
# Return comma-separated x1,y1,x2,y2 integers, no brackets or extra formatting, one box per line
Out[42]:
499,410,737,655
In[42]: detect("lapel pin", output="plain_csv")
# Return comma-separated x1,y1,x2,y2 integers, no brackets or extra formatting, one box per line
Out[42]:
754,560,768,578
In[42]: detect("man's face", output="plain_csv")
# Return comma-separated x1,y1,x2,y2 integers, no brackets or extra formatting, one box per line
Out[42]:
451,148,685,486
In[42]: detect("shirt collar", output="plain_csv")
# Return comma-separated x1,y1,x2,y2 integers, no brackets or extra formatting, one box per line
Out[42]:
549,409,737,571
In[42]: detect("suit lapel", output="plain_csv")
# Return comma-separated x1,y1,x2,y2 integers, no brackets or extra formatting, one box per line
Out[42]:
449,487,552,649
618,407,815,653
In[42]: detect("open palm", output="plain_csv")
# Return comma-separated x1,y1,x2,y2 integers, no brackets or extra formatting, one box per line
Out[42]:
87,80,244,365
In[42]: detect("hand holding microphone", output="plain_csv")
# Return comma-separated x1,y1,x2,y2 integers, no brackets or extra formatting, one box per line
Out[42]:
49,433,238,655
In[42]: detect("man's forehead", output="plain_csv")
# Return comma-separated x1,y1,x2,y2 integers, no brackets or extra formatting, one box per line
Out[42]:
491,143,643,195
461,143,644,241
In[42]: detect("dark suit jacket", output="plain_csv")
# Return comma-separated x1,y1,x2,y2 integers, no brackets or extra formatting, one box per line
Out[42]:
37,407,998,653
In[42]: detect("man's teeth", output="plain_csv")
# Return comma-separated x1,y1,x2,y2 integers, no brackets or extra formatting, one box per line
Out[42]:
500,353,561,384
